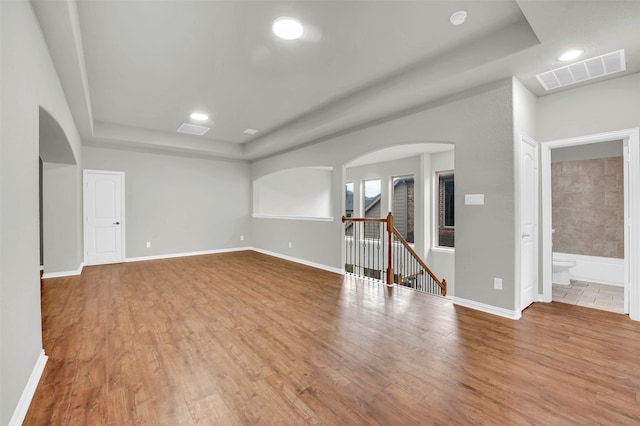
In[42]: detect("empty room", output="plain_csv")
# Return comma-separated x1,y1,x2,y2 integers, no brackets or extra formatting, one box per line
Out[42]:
2,0,640,424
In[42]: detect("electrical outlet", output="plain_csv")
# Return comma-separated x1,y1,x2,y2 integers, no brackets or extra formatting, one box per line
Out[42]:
146,242,151,248
240,235,244,241
494,278,503,290
288,242,292,249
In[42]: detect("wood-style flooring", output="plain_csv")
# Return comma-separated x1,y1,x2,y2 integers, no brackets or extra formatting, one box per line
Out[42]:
26,251,640,425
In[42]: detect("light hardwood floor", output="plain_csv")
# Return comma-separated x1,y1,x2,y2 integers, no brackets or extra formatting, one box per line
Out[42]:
26,251,640,424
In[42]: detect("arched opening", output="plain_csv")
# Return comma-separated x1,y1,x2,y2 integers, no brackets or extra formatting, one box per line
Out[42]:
39,107,80,275
342,142,455,295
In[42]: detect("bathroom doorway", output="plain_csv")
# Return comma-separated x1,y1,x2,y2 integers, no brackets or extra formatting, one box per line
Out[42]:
541,128,640,321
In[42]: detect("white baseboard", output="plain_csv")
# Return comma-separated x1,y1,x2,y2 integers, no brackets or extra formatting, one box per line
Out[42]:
72,246,342,277
251,248,343,275
537,293,550,303
125,247,252,263
9,349,48,426
42,262,84,279
453,297,522,320
555,252,624,287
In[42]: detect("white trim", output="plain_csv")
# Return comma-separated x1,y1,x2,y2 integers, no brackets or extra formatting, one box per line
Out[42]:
125,247,251,263
541,128,639,319
541,142,553,303
9,350,48,426
430,247,455,254
537,293,546,302
453,297,522,320
251,247,343,275
42,262,84,279
251,214,334,222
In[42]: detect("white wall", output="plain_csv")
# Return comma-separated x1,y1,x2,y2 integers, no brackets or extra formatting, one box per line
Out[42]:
537,73,640,142
253,167,333,218
82,146,251,259
0,1,83,423
251,79,518,311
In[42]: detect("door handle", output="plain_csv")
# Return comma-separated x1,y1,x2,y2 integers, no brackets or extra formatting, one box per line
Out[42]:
113,221,120,225
522,233,530,238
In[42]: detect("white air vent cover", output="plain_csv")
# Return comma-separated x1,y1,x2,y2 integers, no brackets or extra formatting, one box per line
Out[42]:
536,49,626,91
177,123,210,136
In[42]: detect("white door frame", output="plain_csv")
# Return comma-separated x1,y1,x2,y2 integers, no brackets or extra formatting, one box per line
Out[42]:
517,134,539,311
83,169,126,265
541,128,640,321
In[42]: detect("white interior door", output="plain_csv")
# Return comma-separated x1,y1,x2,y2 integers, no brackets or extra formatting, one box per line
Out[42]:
84,170,124,265
520,135,539,310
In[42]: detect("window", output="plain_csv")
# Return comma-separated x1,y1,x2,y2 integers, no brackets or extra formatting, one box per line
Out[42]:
363,179,381,239
437,171,454,248
392,175,415,243
345,182,354,218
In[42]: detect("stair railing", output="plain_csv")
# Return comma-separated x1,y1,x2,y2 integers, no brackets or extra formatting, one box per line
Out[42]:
342,212,447,296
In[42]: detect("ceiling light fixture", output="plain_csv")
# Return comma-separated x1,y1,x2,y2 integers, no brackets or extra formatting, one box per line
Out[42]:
450,10,467,26
243,128,259,135
558,49,584,62
272,17,304,40
190,112,209,121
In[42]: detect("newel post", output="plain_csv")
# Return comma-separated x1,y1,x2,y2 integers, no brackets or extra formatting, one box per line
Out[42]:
386,212,394,285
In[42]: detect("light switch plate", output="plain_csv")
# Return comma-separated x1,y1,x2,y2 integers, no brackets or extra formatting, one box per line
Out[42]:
465,194,485,205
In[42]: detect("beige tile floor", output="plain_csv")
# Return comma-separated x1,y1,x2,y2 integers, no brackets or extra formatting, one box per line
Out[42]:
552,280,624,314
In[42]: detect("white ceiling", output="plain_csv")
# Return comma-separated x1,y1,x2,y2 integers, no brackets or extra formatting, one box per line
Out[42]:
32,0,640,161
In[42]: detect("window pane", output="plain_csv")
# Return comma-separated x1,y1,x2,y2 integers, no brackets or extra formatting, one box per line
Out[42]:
345,182,354,236
438,172,455,247
392,175,414,243
363,179,381,218
363,179,381,239
345,182,354,218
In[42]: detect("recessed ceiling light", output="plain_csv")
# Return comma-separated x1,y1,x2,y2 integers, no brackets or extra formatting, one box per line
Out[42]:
243,128,259,135
558,49,584,62
190,112,209,121
450,10,467,26
272,17,304,40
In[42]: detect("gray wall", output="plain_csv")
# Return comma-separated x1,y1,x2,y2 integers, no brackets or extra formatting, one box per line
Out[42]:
551,140,623,162
251,79,517,310
0,1,83,423
43,163,83,273
425,150,456,295
82,146,251,258
537,72,640,141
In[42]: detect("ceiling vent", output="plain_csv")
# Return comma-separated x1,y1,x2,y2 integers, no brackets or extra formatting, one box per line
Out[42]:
536,49,626,91
177,123,210,136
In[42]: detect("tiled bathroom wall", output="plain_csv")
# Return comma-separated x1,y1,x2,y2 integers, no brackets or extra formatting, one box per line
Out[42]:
552,156,624,258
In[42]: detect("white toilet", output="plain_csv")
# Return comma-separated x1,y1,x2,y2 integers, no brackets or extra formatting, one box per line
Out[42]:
552,256,577,285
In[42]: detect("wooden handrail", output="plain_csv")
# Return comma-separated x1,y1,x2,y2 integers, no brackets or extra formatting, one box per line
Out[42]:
398,270,424,282
391,227,447,296
342,216,388,223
